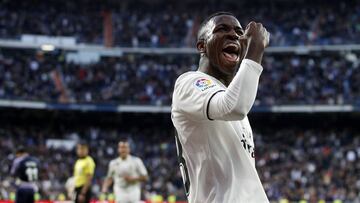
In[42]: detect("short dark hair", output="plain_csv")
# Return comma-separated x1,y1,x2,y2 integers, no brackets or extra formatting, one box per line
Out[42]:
197,11,236,41
118,137,129,143
77,140,89,147
16,146,27,154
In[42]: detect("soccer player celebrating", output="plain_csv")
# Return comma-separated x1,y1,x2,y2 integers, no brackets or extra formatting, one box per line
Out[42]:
73,141,96,203
171,12,270,203
11,146,39,203
102,139,148,203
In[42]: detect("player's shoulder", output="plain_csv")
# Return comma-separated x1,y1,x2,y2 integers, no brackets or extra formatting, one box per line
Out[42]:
109,157,120,165
174,71,220,93
19,156,39,168
86,156,94,161
175,71,200,81
29,156,40,165
23,156,38,163
86,156,95,164
129,155,143,163
129,155,140,160
175,71,209,86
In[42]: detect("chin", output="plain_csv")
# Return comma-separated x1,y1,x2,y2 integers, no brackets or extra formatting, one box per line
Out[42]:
219,55,240,73
221,61,240,74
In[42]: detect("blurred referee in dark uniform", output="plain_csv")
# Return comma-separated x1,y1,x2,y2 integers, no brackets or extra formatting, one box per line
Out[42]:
11,146,39,203
73,141,96,203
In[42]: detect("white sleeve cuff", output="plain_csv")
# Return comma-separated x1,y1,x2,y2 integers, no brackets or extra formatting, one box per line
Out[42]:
241,59,263,75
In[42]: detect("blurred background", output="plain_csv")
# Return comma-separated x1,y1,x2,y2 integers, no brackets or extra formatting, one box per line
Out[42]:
0,0,359,202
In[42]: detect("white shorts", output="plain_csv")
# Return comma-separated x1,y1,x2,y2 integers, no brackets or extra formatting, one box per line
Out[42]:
115,188,141,203
116,200,138,203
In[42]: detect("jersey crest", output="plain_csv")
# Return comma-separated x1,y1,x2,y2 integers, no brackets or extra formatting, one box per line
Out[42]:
194,78,217,91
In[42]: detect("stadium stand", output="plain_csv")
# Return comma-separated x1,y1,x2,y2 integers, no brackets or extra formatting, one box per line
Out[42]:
0,49,359,105
0,0,359,47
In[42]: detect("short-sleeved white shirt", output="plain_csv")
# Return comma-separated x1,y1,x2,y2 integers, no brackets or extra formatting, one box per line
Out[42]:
171,71,269,203
107,155,148,201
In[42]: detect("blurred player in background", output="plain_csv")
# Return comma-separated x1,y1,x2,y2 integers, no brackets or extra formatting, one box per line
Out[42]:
102,139,148,203
171,12,270,202
10,146,39,203
73,141,96,203
65,176,75,200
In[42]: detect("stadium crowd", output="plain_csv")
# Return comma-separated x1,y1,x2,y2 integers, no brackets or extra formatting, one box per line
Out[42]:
0,124,185,201
0,125,359,202
0,0,359,47
0,49,359,105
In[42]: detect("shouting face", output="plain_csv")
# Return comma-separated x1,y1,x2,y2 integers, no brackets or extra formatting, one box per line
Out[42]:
198,15,245,75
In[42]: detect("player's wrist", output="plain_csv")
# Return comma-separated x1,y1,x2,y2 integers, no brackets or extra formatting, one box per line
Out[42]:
246,39,265,58
134,176,142,182
244,46,264,64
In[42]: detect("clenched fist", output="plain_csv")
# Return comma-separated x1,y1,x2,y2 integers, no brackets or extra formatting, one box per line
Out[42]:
240,21,270,64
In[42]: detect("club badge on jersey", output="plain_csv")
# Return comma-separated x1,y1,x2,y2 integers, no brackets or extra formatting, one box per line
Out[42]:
194,78,217,91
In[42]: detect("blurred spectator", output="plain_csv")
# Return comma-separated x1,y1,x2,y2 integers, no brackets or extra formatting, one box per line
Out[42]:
0,48,359,105
0,0,359,47
256,128,360,202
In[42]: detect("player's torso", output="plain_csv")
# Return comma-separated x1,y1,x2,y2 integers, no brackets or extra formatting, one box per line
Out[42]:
174,118,263,200
171,72,267,203
181,116,256,170
74,158,88,177
171,72,268,203
74,156,94,187
18,157,39,182
180,119,268,202
111,156,141,190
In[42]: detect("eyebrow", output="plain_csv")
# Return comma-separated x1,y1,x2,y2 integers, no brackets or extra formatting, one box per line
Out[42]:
215,23,244,32
217,23,242,28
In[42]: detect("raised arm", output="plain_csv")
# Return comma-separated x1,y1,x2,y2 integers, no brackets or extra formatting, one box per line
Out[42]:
208,22,270,121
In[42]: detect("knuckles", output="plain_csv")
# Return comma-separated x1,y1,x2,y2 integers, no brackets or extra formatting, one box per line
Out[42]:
244,21,269,48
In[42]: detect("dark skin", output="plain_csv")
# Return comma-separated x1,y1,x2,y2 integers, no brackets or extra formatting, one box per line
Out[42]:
197,15,269,86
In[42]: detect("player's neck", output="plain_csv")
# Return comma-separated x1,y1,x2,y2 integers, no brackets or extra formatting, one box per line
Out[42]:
120,155,128,160
198,58,234,87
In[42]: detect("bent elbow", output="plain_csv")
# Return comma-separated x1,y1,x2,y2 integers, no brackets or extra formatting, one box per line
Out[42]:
232,109,247,120
233,102,253,120
212,93,251,121
223,105,248,121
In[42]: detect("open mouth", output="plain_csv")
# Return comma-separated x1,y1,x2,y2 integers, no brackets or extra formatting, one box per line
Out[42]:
222,43,240,63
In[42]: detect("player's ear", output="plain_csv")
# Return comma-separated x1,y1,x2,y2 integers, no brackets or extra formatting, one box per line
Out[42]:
197,39,206,54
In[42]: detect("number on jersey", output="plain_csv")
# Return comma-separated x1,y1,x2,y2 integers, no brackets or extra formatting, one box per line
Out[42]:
26,167,38,181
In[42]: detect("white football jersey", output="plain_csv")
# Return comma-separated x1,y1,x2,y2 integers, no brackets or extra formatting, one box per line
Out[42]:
106,155,148,202
171,71,269,203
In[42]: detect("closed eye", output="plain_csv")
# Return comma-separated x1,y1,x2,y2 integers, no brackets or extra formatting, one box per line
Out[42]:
214,25,230,33
235,28,244,35
214,25,244,35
